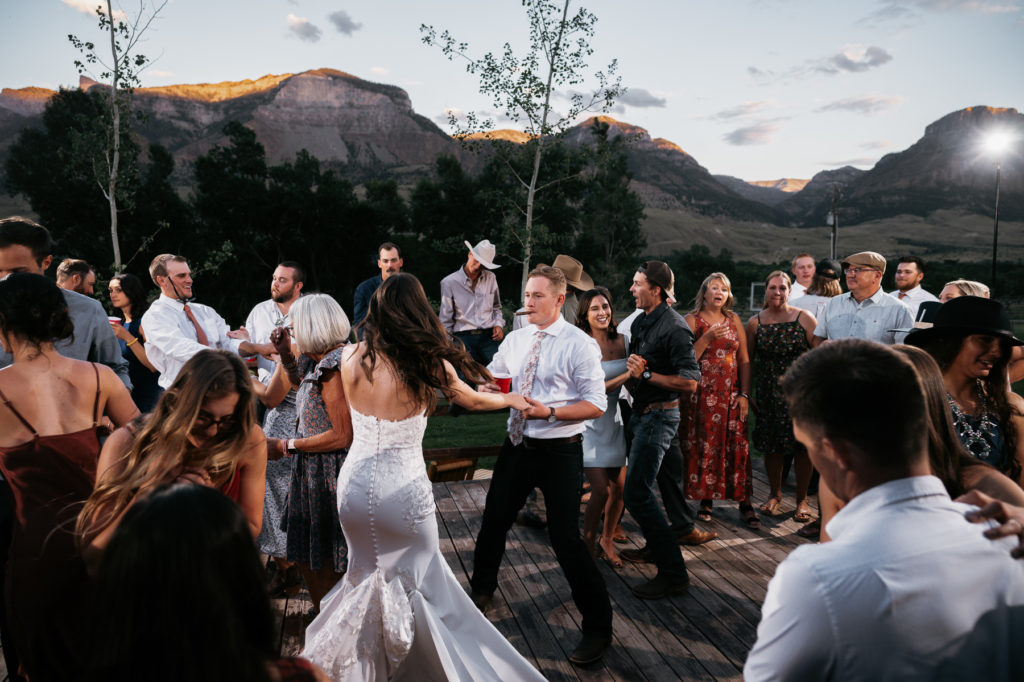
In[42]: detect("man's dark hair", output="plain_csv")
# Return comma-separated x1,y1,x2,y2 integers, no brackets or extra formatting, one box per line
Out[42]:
0,217,54,264
378,242,401,259
898,255,926,273
278,260,305,285
781,339,927,470
56,258,93,282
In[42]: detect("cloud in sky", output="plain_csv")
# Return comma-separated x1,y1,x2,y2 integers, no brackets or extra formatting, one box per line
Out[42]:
328,10,362,35
858,0,1020,26
618,88,667,108
749,46,892,83
819,156,879,168
902,0,1019,13
147,70,175,79
708,100,774,120
818,46,893,74
817,95,904,115
287,14,322,42
860,139,892,150
61,0,126,22
724,123,780,146
370,67,388,76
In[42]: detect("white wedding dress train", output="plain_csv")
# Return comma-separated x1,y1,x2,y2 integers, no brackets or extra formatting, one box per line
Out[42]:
303,408,546,681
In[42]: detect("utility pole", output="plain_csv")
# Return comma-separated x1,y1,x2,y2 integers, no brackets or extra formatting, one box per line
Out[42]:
991,159,1001,293
826,183,839,259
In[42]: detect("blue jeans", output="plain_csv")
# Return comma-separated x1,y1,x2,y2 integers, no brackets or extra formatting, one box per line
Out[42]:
624,408,688,581
453,330,500,367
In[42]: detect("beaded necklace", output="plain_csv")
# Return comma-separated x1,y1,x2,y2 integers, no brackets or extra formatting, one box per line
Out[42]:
947,380,1000,460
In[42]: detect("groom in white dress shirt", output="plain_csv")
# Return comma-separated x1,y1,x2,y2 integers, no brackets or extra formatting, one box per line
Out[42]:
469,265,614,667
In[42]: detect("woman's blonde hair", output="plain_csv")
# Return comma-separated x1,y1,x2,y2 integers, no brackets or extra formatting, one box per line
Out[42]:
77,350,256,545
944,279,990,299
690,272,735,314
291,293,351,355
761,270,792,309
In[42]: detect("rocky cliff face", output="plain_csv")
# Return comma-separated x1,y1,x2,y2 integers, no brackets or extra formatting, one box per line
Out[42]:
1,68,462,181
781,106,1024,224
564,116,788,223
131,68,459,172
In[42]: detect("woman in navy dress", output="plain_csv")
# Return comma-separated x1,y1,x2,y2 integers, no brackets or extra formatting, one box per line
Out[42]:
108,273,162,412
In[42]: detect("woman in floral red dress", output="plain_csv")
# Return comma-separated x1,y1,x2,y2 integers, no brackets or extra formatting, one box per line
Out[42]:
682,272,758,529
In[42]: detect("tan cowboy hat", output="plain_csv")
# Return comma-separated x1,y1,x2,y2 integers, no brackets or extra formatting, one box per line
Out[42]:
539,254,594,291
464,239,500,269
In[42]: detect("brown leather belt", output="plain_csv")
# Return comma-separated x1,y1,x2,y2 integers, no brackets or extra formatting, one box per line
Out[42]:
454,328,490,336
522,434,583,449
635,399,680,416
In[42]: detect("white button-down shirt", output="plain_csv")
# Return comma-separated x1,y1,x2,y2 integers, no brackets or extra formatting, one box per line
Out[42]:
245,298,291,381
142,294,243,388
488,316,606,439
745,476,1024,682
888,284,939,319
813,287,913,344
790,281,807,300
439,267,504,333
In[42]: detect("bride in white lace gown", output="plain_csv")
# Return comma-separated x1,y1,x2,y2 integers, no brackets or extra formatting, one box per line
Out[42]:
303,274,545,681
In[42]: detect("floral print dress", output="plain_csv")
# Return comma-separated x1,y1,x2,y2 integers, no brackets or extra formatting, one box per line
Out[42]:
283,346,348,573
682,314,752,501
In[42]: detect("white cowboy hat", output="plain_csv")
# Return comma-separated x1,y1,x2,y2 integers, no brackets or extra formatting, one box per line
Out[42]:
465,239,500,270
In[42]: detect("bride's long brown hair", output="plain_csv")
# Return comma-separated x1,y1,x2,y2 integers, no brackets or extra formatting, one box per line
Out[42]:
357,273,491,411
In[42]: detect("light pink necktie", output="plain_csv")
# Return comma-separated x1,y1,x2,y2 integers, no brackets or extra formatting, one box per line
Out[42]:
509,331,546,445
183,304,210,346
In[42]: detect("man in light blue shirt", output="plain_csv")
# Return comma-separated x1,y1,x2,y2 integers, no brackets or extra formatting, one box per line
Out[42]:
744,340,1024,681
0,217,129,387
812,251,912,346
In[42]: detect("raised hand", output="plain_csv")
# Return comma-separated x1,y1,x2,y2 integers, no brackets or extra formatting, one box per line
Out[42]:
270,326,293,357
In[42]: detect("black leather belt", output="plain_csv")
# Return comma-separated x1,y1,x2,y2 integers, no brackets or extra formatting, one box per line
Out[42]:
522,434,582,448
636,399,680,416
454,328,490,336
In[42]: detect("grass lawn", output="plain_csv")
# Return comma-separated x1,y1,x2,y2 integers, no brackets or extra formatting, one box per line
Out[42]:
423,411,509,470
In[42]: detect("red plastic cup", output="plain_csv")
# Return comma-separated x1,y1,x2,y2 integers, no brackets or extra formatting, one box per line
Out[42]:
495,377,512,393
108,317,122,326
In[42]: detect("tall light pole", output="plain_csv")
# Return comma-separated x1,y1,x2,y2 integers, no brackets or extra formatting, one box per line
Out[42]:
991,159,1001,289
985,131,1011,293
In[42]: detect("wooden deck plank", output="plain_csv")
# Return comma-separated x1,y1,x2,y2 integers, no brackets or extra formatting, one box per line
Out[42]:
268,473,811,680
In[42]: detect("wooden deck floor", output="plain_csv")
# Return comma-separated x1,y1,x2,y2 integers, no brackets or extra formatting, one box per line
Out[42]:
271,465,817,681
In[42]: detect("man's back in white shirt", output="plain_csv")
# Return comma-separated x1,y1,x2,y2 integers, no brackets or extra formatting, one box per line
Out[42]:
744,476,1024,681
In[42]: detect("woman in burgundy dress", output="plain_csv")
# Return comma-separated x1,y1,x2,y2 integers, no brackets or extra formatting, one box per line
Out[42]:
682,272,758,529
0,274,138,681
77,350,267,567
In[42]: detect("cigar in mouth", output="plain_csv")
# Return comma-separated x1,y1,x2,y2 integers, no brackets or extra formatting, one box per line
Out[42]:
514,311,531,316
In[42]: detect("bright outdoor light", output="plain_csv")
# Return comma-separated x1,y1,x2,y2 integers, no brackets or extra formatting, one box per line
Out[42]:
984,130,1013,155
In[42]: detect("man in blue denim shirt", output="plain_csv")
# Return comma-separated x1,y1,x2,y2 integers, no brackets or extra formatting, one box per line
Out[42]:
621,260,713,599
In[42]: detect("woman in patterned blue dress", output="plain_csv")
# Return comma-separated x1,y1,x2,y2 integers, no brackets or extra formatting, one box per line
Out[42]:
264,294,353,609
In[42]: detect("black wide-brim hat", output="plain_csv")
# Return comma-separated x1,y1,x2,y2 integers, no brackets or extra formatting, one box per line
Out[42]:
904,296,1024,347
